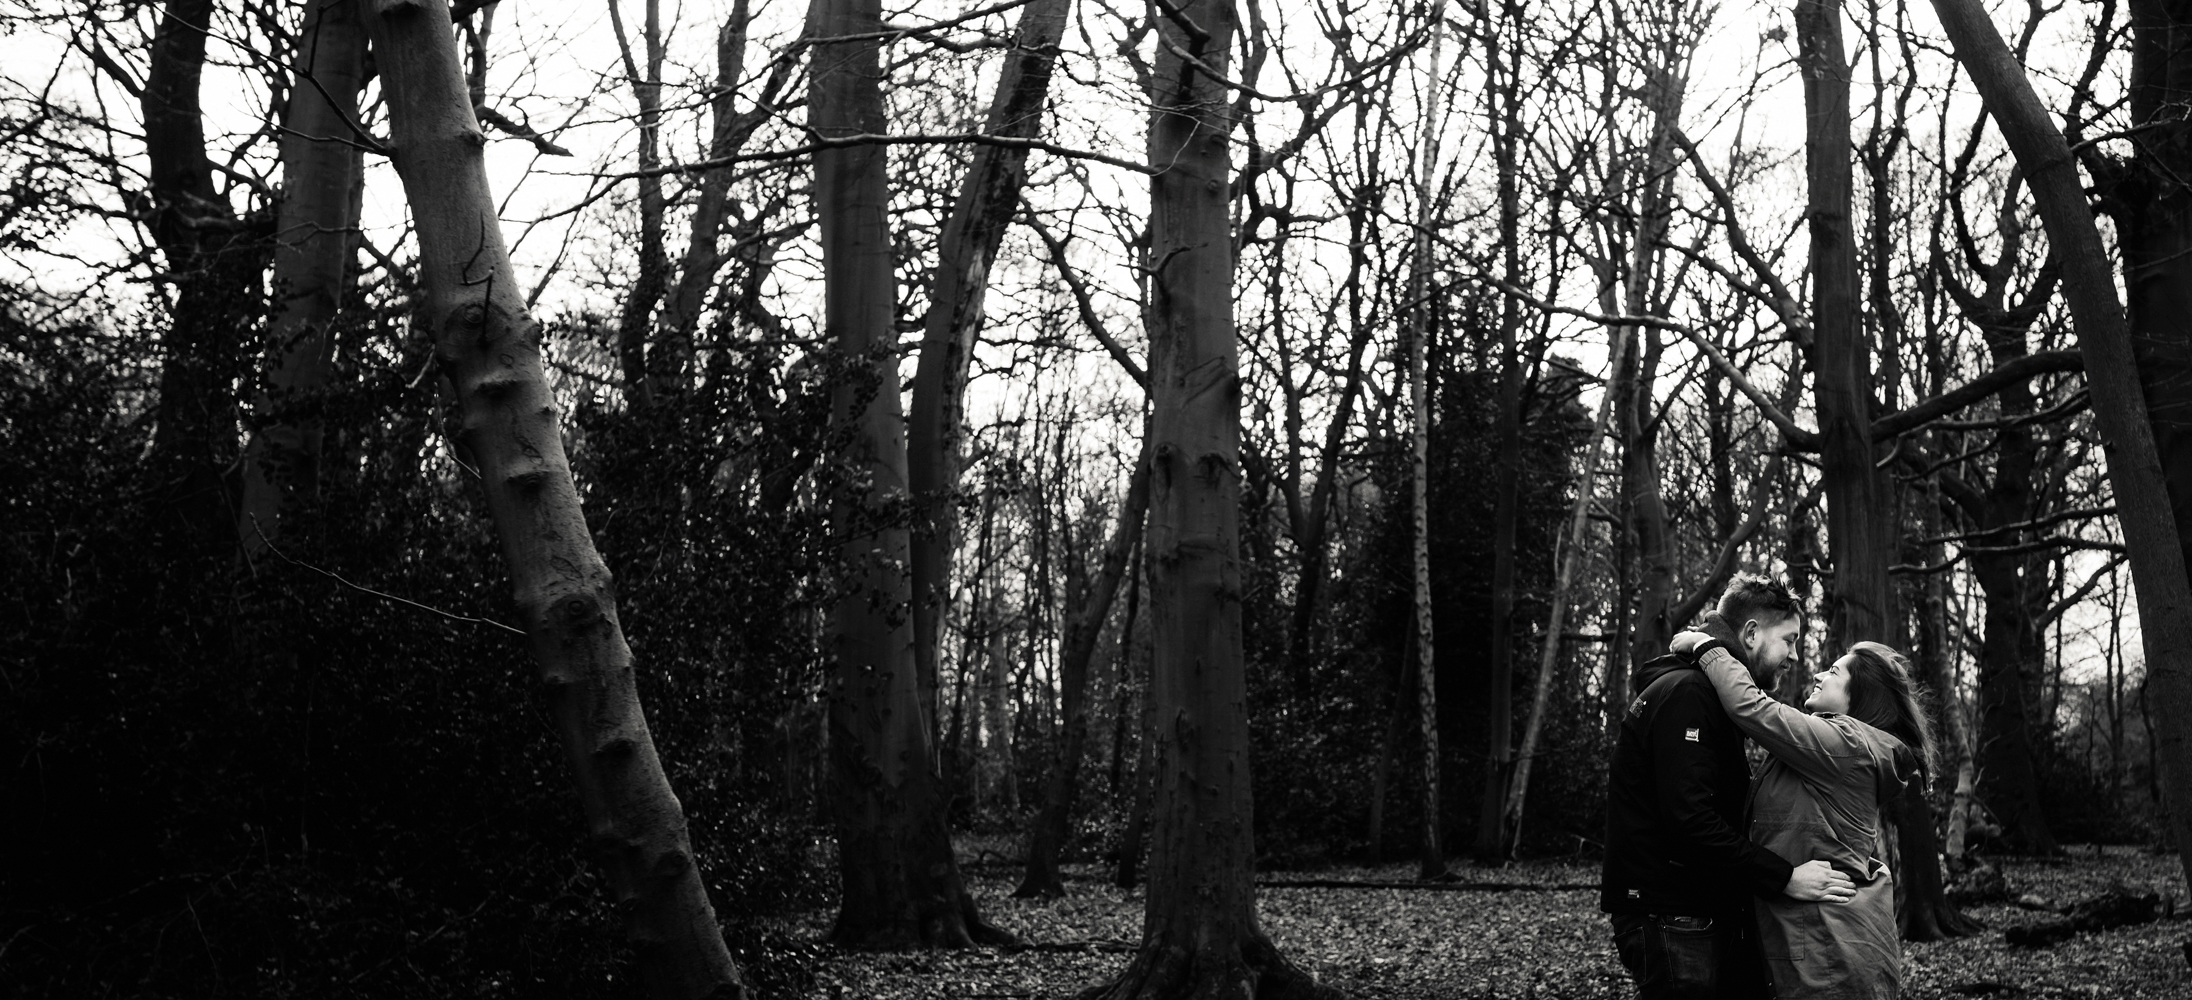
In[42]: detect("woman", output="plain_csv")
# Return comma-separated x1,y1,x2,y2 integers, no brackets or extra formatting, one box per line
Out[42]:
1668,631,1934,1000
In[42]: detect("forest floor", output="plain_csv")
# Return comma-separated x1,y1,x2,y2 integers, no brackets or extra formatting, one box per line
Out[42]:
773,845,2192,999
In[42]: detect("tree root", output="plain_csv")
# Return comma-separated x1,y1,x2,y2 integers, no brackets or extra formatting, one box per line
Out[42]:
1075,934,1348,1000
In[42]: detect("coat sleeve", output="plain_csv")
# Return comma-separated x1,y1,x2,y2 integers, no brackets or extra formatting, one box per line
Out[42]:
1650,678,1795,899
1697,647,1863,785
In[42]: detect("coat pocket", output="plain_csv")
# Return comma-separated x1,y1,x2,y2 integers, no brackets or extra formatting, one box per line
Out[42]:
1761,898,1832,961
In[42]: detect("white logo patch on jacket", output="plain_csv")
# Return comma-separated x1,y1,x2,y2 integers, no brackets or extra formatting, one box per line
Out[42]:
1685,728,1700,742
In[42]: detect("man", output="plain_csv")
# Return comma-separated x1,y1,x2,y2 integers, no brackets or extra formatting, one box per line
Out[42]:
1602,575,1856,999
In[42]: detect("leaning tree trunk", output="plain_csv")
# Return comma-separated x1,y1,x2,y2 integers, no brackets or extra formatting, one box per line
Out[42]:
1502,327,1627,855
1018,452,1150,898
1932,0,2192,902
238,0,367,558
1798,0,1897,652
1077,0,1336,993
362,2,745,996
807,0,1008,949
906,0,1073,727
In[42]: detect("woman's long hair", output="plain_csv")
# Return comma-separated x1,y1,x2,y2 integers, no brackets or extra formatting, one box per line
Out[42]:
1843,641,1939,784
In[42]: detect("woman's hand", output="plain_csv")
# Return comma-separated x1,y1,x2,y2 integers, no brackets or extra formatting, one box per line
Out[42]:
1669,630,1712,656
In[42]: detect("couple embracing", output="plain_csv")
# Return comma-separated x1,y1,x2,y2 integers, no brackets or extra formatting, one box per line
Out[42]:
1602,575,1936,1000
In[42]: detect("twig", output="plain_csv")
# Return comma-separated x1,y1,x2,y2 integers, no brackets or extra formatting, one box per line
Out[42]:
1927,389,2089,432
1467,273,1819,449
1914,506,2117,547
249,518,525,635
474,104,571,156
1021,206,1148,388
587,132,1157,180
1254,878,1599,892
1958,535,2125,557
2037,552,2128,631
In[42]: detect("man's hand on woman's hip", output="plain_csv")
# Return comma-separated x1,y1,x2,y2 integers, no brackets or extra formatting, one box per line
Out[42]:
1785,859,1856,903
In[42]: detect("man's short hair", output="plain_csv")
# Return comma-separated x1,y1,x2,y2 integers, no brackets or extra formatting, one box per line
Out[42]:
1717,574,1802,628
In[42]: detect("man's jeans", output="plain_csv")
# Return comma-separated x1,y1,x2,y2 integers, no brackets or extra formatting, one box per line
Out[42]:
1610,912,1766,1000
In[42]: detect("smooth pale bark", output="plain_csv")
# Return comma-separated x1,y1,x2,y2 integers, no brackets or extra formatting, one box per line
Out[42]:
1797,0,1897,651
362,1,743,995
906,0,1073,728
1018,451,1150,898
1918,551,1979,868
145,0,262,552
807,0,1007,948
1932,0,2192,895
239,0,368,557
1078,0,1335,994
1406,15,1449,883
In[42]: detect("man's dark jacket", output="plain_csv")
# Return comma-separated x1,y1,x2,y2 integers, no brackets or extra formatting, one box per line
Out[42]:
1600,649,1795,916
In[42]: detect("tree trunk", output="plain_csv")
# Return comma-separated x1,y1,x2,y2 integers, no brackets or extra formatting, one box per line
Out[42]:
1798,0,1897,651
1115,591,1154,889
1934,164,2063,854
1595,35,1685,680
1916,534,1978,869
983,595,1018,813
1366,658,1405,865
657,0,786,380
1502,327,1627,854
1970,546,2059,852
609,0,667,410
2115,0,2192,635
238,0,367,557
1077,0,1334,993
1474,6,1523,864
807,0,1007,948
1892,788,1982,939
144,0,263,556
1622,331,1677,670
1107,539,1144,801
1018,452,1149,898
362,2,745,995
907,0,1072,730
1932,0,2192,905
1406,15,1450,883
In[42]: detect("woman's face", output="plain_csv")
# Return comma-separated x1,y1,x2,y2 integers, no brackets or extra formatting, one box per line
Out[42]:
1806,654,1855,714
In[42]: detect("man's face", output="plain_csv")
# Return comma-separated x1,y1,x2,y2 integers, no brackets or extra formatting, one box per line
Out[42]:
1739,613,1803,690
